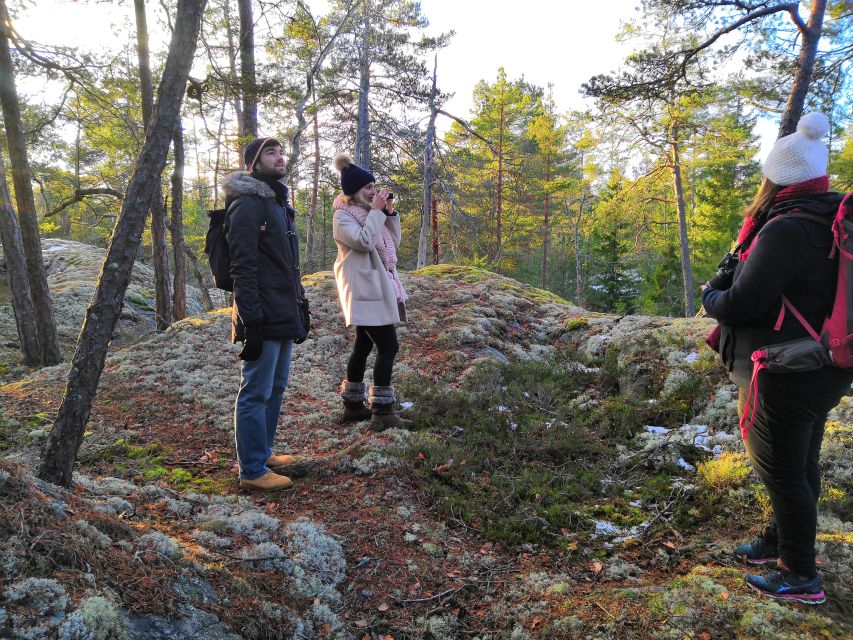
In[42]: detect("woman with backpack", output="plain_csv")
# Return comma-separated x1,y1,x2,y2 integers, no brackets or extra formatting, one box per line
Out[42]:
331,153,413,431
701,112,852,604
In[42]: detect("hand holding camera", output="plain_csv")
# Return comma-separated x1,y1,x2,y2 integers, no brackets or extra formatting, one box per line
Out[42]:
371,187,390,211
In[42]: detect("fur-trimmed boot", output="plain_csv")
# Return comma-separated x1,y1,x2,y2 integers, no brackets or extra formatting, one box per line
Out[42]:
368,385,414,431
339,380,372,423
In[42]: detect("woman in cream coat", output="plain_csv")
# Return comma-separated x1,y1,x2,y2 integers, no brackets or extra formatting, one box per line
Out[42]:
332,153,412,430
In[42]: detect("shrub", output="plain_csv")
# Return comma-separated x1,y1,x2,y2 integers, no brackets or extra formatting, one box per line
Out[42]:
697,453,751,496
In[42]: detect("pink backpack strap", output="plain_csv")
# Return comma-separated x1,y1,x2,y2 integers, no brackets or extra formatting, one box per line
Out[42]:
740,350,768,440
775,296,820,341
831,193,853,260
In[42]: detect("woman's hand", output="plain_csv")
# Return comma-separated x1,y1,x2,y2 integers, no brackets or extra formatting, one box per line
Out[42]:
371,187,390,211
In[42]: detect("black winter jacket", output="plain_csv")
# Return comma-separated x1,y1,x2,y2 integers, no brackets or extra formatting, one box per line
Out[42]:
702,192,853,396
223,172,306,343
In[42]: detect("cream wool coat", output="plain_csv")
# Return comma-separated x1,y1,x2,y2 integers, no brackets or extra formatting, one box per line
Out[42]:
333,206,404,327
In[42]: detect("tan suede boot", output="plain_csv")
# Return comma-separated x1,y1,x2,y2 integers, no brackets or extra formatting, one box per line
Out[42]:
266,454,299,467
239,470,293,491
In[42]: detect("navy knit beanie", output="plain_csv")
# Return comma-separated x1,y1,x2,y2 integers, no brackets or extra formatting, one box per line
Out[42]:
335,153,375,195
244,137,281,171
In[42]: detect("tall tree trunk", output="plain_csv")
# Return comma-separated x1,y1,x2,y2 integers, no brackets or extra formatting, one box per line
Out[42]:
321,190,328,270
541,156,550,290
37,0,206,487
150,181,172,328
495,104,504,272
184,244,214,311
418,57,437,270
237,0,257,142
431,193,439,265
212,95,227,205
305,104,321,274
670,127,696,316
354,2,371,170
171,124,187,320
0,148,40,365
778,0,827,137
572,195,586,308
0,0,61,365
224,0,244,139
135,0,172,330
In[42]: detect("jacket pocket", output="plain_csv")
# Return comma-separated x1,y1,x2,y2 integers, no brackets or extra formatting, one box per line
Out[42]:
351,268,384,301
259,284,296,324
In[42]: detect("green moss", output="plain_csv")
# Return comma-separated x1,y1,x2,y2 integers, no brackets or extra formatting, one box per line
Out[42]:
0,409,21,452
400,347,682,546
564,317,589,331
415,263,572,304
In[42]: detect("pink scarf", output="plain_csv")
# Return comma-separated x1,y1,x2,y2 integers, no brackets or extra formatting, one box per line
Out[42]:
737,175,830,261
334,194,407,302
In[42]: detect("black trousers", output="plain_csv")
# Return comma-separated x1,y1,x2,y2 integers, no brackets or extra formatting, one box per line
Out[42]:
346,324,399,388
738,384,843,577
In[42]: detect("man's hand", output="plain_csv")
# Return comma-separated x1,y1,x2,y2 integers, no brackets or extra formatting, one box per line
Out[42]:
239,323,264,361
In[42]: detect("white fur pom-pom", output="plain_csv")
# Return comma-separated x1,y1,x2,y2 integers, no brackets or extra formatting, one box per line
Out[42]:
334,153,353,172
797,112,829,140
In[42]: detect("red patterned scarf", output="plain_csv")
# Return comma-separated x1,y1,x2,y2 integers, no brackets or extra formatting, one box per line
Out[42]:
736,175,829,259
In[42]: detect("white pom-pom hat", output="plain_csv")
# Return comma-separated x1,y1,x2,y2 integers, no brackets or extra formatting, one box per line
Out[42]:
762,112,829,186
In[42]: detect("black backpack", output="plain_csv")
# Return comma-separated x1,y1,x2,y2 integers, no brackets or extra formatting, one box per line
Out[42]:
204,202,269,292
204,205,235,291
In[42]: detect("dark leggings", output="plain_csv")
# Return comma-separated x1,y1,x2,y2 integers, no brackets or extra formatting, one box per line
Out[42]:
346,325,399,387
738,386,839,577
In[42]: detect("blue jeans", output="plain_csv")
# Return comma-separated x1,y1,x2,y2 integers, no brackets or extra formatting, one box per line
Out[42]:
234,339,293,480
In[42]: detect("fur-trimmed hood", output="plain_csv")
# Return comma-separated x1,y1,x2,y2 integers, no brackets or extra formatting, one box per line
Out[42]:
223,171,280,200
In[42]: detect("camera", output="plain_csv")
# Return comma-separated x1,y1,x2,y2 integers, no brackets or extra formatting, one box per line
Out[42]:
386,192,393,200
715,249,739,280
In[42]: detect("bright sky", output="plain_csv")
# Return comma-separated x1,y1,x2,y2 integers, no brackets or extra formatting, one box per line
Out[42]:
422,0,639,121
12,0,778,158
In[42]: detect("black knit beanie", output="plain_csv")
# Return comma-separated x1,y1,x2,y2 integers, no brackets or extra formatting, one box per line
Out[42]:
244,137,281,171
335,153,375,195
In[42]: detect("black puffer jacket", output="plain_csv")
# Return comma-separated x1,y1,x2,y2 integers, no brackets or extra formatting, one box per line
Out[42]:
702,192,852,395
223,172,306,343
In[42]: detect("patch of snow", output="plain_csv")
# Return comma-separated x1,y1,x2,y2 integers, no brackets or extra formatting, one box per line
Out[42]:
677,458,696,473
644,426,670,435
400,401,414,409
593,520,621,536
45,245,65,252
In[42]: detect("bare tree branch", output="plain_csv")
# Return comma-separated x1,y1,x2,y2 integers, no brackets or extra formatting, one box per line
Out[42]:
46,188,124,217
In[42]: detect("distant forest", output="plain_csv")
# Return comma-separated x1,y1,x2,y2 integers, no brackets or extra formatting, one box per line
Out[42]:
3,0,852,327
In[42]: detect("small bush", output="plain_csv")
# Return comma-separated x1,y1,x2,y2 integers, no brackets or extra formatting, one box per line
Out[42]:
697,453,751,496
565,317,589,331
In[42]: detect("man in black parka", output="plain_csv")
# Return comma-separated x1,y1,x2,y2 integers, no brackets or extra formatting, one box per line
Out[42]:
224,137,307,491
